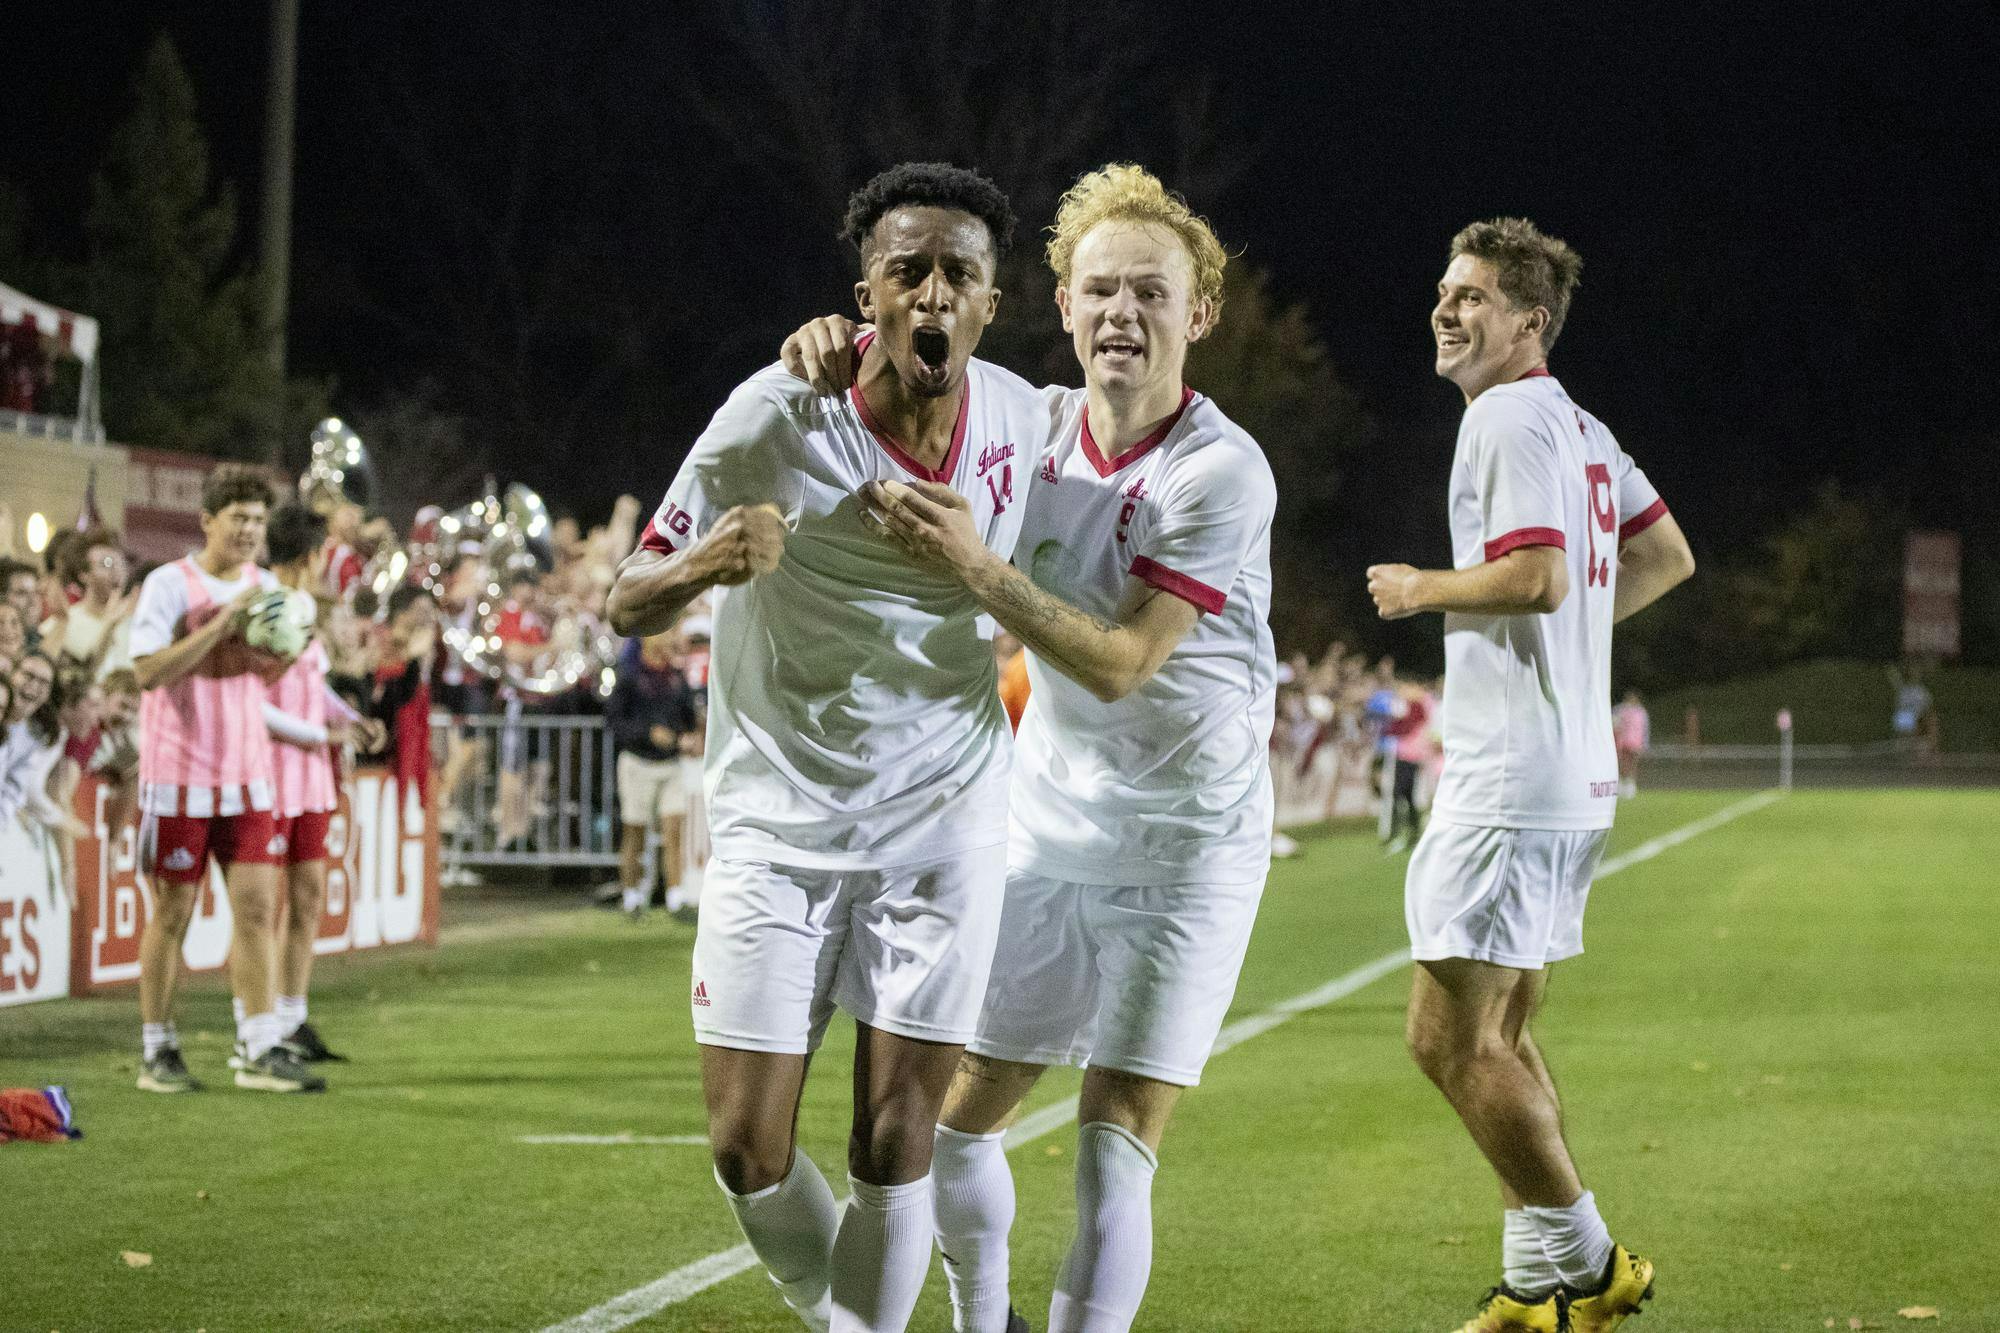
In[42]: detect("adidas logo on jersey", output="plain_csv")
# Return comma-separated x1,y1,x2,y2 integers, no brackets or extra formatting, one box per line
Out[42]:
692,980,711,1008
163,848,197,872
1039,457,1059,484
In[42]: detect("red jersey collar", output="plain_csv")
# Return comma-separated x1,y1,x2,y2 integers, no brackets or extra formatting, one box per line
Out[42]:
1080,385,1196,477
847,330,971,484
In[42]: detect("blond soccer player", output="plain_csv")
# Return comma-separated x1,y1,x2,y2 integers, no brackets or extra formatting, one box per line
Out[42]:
787,164,1277,1333
1367,219,1694,1333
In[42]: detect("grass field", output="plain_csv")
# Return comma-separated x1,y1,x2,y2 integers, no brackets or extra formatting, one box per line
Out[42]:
5,788,1996,1331
1651,658,2000,751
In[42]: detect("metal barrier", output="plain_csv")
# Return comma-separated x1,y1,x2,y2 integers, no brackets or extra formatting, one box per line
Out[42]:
431,711,621,869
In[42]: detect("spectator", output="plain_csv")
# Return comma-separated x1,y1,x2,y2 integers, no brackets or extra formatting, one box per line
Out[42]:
606,629,702,919
372,584,438,806
432,551,491,831
1381,681,1434,852
0,557,42,653
2,318,53,414
0,599,24,677
41,528,135,677
1,652,76,843
45,665,104,902
1612,689,1650,798
492,570,550,849
318,502,367,598
90,669,143,828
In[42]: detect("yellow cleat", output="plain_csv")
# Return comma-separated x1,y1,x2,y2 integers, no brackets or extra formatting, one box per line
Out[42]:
1564,1244,1656,1332
1451,1285,1567,1333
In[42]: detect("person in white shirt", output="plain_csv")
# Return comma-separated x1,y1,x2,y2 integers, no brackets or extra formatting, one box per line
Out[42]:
608,163,1043,1333
1366,218,1695,1333
39,528,135,678
786,163,1276,1333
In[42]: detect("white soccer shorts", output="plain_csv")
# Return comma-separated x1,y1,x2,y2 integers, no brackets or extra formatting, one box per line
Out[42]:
1404,821,1611,970
969,870,1266,1087
690,847,1006,1054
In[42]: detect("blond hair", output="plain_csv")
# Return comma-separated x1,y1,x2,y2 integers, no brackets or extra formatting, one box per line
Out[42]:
1046,164,1228,318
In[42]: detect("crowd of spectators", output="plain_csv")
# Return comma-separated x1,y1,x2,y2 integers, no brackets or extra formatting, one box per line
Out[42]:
1269,641,1444,847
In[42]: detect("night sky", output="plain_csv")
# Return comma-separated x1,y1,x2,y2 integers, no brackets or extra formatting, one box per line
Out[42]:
7,1,1997,643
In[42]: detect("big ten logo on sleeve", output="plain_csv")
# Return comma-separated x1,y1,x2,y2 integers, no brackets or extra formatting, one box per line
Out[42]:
1584,463,1615,588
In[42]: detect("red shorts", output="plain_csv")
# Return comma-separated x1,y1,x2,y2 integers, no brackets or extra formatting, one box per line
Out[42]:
272,810,334,866
143,809,283,883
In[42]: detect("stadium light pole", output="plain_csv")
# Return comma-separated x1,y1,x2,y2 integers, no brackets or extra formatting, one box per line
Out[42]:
260,0,299,469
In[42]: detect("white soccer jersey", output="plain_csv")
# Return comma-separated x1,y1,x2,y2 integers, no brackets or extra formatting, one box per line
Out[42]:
640,348,1042,869
1008,386,1278,886
1431,369,1668,830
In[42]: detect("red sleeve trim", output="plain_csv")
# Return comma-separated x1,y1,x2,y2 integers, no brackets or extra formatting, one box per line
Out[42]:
1618,498,1669,542
1483,527,1567,561
1130,556,1226,615
638,519,679,555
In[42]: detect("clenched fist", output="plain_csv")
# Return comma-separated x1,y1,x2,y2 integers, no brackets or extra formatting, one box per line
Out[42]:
700,503,788,586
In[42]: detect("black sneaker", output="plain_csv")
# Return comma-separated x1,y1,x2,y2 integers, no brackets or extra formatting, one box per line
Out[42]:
1005,1309,1031,1333
282,1021,346,1062
234,1044,327,1093
137,1047,203,1093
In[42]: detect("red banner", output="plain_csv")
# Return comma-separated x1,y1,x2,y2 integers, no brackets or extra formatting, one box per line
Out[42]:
67,766,439,996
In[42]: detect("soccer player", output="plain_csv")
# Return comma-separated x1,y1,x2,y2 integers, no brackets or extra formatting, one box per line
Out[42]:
785,163,1276,1333
1365,218,1695,1332
130,465,324,1094
257,502,379,1062
607,163,1045,1333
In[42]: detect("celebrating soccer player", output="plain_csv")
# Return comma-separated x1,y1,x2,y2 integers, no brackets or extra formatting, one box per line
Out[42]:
608,163,1047,1333
130,466,325,1094
784,162,1278,1333
1365,219,1695,1332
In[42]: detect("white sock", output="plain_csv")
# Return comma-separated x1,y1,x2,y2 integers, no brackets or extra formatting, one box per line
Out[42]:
142,1023,171,1060
831,1174,933,1332
1049,1122,1159,1333
231,996,247,1027
933,1125,1016,1333
277,995,307,1032
621,884,646,912
664,883,689,911
240,1011,284,1061
1503,1208,1562,1297
718,1153,839,1332
1524,1190,1614,1290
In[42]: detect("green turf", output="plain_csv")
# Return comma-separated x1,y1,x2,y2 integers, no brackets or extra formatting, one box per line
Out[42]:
1650,657,2000,751
4,788,1994,1330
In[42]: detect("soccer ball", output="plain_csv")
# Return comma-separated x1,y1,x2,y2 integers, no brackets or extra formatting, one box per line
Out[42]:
244,589,317,663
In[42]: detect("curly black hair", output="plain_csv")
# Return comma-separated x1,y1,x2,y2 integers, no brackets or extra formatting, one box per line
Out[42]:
840,162,1017,266
265,502,328,569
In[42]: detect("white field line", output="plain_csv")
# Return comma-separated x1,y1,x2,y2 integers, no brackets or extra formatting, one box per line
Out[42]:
538,788,1782,1333
517,1134,710,1146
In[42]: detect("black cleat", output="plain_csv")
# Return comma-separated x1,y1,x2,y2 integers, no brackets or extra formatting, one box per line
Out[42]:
235,1044,327,1093
137,1047,202,1093
282,1021,346,1062
1006,1308,1031,1333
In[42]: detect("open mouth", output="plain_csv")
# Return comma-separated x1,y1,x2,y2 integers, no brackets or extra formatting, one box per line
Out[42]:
912,327,950,373
1096,339,1143,365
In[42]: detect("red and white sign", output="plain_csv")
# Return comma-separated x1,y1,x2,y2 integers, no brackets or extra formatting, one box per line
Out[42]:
1902,530,1961,659
62,766,438,998
0,819,70,1007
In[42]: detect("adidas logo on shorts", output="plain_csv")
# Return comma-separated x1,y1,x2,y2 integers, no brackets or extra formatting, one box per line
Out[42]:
164,848,196,872
692,980,711,1008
